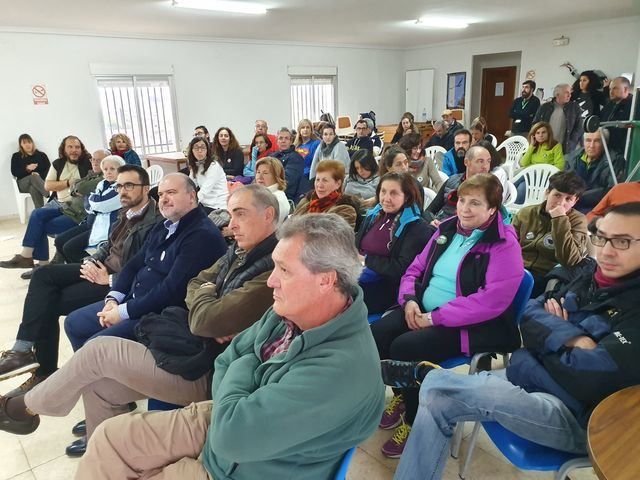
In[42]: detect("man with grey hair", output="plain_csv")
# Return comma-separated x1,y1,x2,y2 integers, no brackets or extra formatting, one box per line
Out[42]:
71,213,385,480
564,129,626,213
272,127,307,201
600,76,634,154
533,83,583,153
426,119,453,151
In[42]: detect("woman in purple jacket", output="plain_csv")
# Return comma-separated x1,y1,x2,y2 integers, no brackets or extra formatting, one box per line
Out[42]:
371,173,524,458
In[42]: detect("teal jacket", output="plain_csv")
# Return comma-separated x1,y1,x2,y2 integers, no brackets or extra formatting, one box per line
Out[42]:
203,287,385,480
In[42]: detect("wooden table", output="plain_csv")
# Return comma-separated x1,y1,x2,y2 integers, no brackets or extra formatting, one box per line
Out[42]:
588,385,640,479
146,151,187,172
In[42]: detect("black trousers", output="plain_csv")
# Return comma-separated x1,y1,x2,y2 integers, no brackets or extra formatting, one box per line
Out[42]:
370,308,462,424
54,222,90,263
361,279,396,315
16,263,110,376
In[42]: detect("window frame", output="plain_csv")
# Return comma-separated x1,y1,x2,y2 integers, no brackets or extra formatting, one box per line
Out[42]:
289,74,338,127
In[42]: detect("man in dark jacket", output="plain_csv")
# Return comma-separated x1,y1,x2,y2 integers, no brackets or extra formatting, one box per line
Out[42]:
533,84,583,153
272,127,308,201
564,129,626,213
424,145,492,223
0,185,279,451
509,80,541,135
0,165,161,395
600,76,634,154
425,120,453,151
375,202,640,480
62,173,226,352
346,119,376,156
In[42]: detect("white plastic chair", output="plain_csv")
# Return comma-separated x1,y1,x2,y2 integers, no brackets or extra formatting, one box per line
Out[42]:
497,135,529,179
508,165,559,214
12,177,33,224
423,187,437,210
486,133,498,148
424,145,447,161
503,181,518,207
146,165,164,187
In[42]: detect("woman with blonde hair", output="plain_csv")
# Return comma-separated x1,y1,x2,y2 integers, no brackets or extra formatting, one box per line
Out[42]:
520,121,564,169
293,160,360,229
108,133,141,166
294,118,321,178
254,156,290,225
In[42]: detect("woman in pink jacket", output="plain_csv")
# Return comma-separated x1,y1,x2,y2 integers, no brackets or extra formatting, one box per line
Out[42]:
371,173,524,458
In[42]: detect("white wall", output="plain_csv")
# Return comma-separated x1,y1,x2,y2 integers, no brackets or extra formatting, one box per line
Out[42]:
0,32,404,218
404,17,640,124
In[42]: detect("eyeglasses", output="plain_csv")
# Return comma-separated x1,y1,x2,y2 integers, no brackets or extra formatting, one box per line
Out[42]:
115,182,146,192
192,146,207,151
590,234,640,250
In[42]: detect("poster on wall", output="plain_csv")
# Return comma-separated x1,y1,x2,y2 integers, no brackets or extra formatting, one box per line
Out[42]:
446,72,466,109
32,84,48,105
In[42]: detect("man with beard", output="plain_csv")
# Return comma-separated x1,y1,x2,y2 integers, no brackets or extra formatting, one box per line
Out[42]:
509,80,541,136
0,165,161,396
0,136,93,270
441,129,472,177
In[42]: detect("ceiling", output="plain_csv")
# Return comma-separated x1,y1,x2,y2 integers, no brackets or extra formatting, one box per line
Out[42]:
1,0,638,48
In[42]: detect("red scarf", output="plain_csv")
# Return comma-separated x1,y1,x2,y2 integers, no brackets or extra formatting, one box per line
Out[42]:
113,150,127,159
456,213,496,236
308,190,342,213
594,266,624,289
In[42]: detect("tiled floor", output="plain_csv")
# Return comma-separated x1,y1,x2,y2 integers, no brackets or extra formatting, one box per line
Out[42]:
0,216,598,479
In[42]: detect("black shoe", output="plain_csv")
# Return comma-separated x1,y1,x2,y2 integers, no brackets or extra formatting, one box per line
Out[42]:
20,264,42,280
380,360,441,388
0,396,40,435
65,437,86,457
72,419,86,436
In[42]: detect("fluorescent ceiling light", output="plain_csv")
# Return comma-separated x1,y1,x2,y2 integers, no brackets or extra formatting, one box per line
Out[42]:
415,17,470,29
172,0,268,14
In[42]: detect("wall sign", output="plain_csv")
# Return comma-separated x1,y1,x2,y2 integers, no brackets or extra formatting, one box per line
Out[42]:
32,84,48,105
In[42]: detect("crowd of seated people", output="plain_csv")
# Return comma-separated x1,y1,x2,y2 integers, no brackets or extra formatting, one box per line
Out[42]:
1,72,637,479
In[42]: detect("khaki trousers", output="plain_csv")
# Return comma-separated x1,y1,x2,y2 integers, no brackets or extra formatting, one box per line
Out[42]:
24,336,209,438
76,401,213,479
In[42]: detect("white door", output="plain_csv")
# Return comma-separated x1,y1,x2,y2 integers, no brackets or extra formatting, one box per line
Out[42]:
406,69,434,122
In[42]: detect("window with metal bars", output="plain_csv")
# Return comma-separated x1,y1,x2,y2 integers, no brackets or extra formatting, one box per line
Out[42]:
96,75,179,156
289,75,336,127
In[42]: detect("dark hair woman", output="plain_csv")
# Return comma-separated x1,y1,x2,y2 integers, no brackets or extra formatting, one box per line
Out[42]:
356,172,430,314
212,127,244,179
188,136,228,213
570,70,607,117
11,133,51,208
344,149,380,208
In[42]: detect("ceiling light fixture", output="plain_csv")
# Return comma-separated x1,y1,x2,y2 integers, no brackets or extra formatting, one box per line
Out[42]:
415,17,470,29
172,0,268,15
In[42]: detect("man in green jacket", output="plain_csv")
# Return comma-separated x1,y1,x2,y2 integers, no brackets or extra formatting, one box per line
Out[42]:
512,171,589,296
75,213,385,480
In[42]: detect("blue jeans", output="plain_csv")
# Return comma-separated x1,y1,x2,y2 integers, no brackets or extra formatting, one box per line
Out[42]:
23,207,77,260
394,369,587,480
64,300,138,351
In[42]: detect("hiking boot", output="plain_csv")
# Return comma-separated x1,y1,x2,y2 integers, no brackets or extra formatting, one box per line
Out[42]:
379,394,405,430
380,360,441,388
0,396,40,435
5,373,48,398
0,350,39,381
381,419,411,458
0,255,34,269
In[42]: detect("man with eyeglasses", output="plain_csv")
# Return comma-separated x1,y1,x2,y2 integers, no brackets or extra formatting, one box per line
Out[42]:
376,201,640,480
345,119,376,157
0,165,161,397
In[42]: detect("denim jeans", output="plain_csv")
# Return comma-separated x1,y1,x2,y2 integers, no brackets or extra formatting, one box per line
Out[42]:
394,369,587,480
22,207,77,260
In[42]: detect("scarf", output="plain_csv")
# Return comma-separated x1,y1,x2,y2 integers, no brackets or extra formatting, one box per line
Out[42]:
320,136,340,157
308,190,342,213
113,150,127,159
456,213,496,237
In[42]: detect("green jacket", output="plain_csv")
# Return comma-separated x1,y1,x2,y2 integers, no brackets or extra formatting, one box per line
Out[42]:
203,287,385,480
512,201,588,276
519,143,564,170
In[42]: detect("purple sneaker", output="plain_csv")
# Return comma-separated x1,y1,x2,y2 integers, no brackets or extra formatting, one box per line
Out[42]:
381,419,411,458
379,394,405,430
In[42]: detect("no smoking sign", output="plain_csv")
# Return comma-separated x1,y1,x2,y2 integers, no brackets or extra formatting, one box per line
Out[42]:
32,84,49,105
